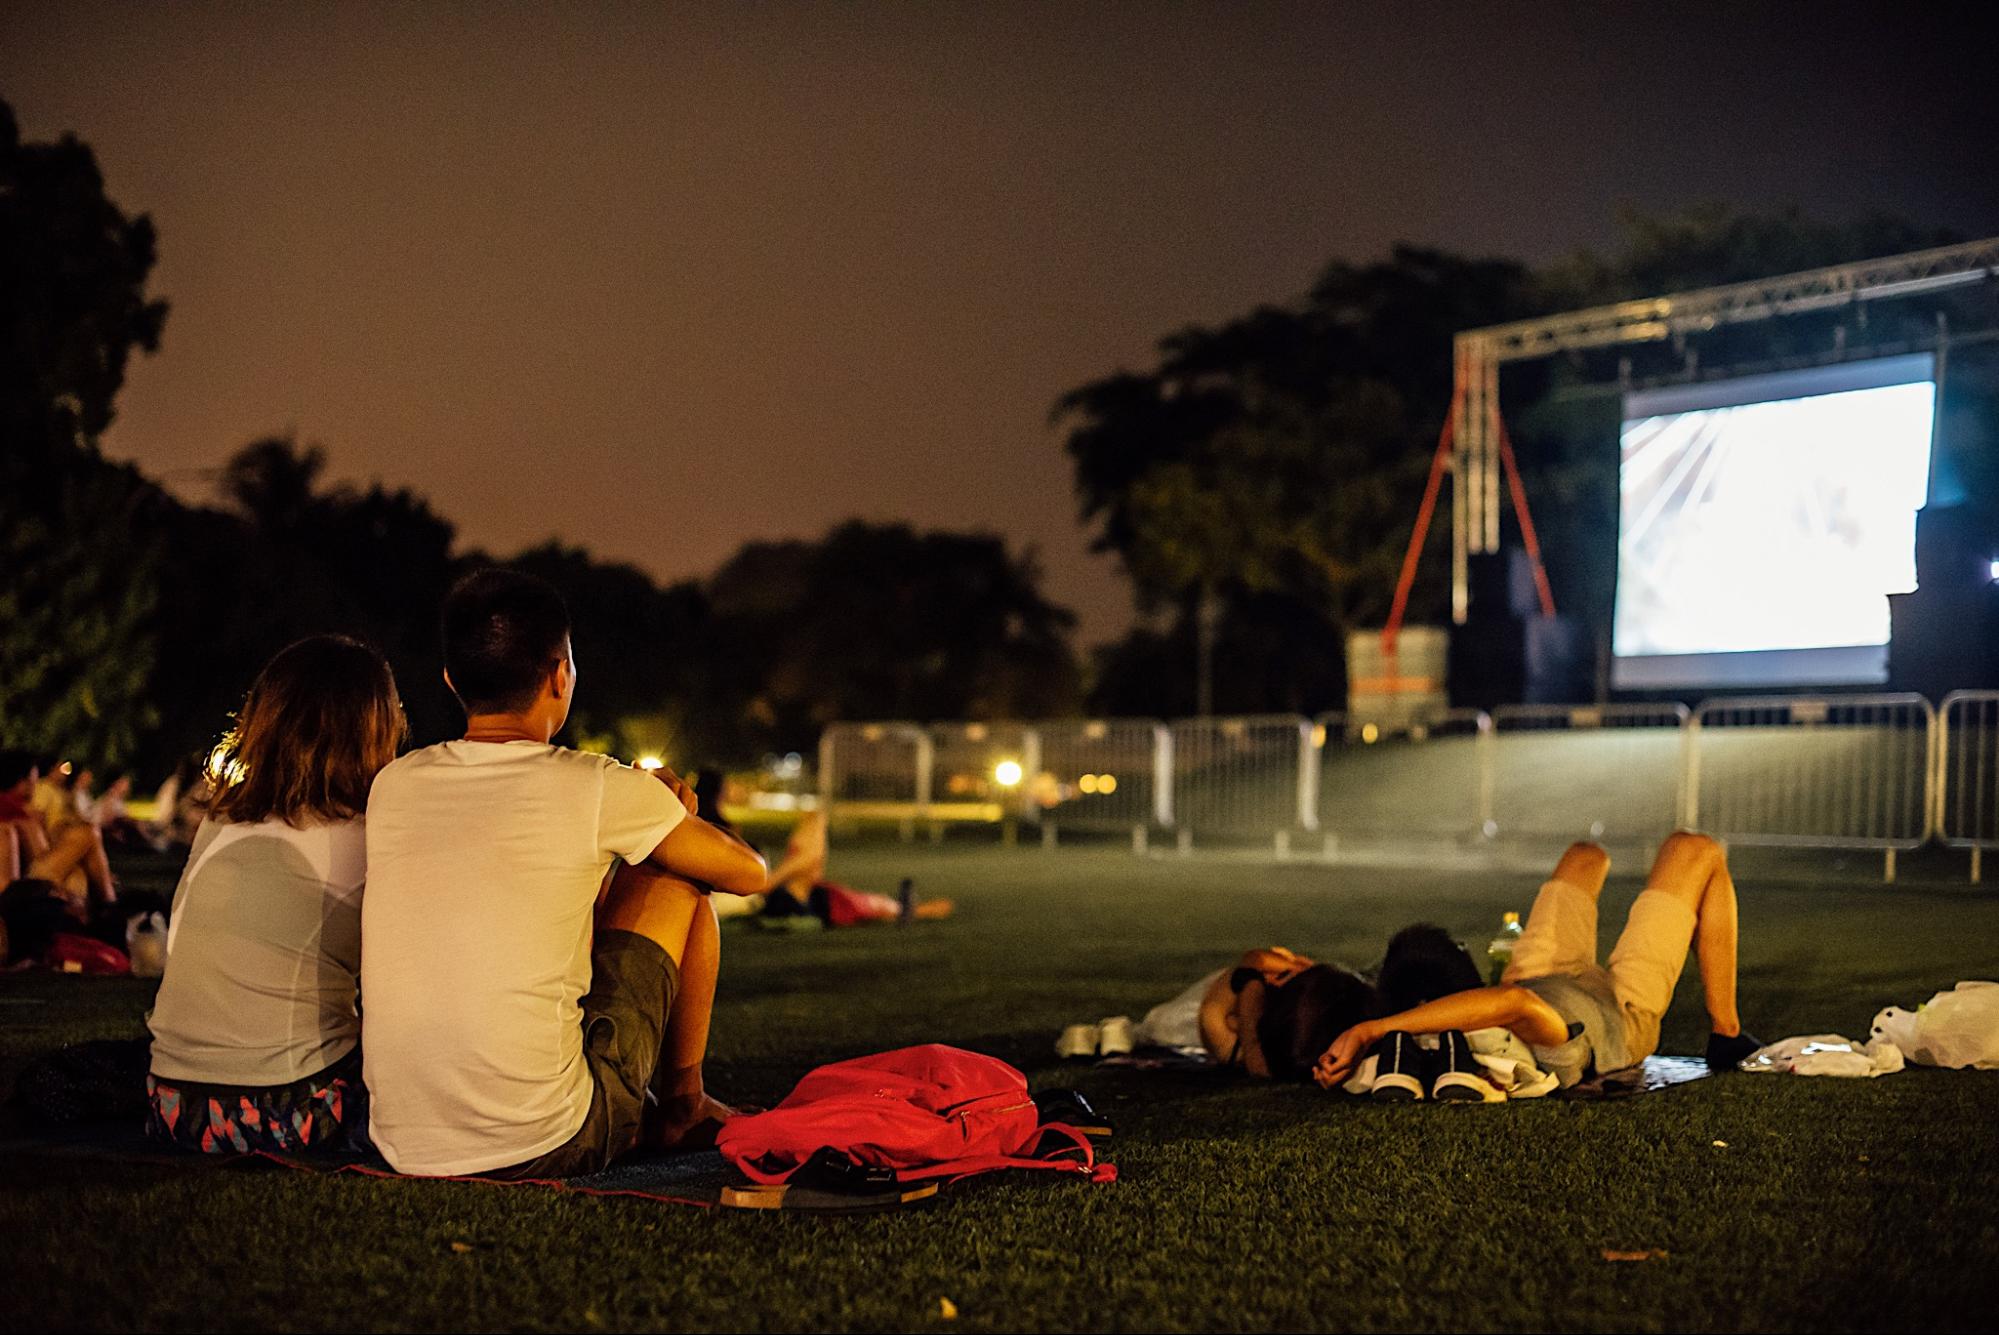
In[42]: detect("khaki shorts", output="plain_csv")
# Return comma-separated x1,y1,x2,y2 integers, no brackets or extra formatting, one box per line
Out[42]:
485,929,680,1180
1501,877,1697,1062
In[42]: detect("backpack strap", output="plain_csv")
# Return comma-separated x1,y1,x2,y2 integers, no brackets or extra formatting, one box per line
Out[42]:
891,1122,1118,1185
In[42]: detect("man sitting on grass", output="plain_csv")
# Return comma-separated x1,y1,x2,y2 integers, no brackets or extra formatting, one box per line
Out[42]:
1313,833,1762,1093
361,569,767,1178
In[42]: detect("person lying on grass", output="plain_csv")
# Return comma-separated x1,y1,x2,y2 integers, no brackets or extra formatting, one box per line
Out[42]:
1081,927,1486,1076
361,569,767,1180
145,635,406,1153
754,806,953,926
1311,833,1763,1094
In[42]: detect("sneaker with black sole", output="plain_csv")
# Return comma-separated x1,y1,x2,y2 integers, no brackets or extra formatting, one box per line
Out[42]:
1429,1030,1488,1102
1705,1029,1763,1071
1368,1031,1429,1101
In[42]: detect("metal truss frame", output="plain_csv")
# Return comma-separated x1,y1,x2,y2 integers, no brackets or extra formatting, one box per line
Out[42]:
1446,235,1999,622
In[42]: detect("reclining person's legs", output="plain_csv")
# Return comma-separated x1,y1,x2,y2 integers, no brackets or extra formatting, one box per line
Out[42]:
1502,841,1611,983
1605,832,1745,1062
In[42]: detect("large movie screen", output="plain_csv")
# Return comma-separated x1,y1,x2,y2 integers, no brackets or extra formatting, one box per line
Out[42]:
1612,355,1935,690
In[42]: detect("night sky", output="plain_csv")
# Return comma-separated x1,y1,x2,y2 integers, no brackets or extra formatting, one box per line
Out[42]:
6,2,1996,646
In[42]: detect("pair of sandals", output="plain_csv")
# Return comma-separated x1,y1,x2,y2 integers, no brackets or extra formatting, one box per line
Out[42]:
1366,1030,1489,1103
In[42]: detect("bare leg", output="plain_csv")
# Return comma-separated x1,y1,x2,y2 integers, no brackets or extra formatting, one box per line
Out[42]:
767,812,828,899
1551,841,1612,900
648,894,733,1143
1637,833,1741,1038
596,863,734,1148
30,825,113,908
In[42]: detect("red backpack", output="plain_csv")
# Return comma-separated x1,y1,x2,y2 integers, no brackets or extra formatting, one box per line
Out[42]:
715,1044,1115,1187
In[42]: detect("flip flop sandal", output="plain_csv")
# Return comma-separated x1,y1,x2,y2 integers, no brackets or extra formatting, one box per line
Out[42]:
1033,1088,1114,1139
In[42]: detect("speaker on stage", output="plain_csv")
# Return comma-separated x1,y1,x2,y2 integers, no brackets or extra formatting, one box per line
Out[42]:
1888,502,1999,698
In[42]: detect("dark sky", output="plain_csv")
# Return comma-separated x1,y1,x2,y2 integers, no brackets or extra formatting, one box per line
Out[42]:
6,2,1996,645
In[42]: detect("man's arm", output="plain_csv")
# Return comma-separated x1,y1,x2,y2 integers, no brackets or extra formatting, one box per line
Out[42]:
1313,984,1570,1089
638,767,767,896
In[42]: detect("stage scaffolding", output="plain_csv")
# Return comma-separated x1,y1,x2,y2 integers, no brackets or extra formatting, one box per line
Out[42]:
1444,235,1999,625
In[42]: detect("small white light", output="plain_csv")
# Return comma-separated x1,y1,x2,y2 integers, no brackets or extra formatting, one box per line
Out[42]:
994,759,1023,787
1989,558,1999,583
636,755,664,772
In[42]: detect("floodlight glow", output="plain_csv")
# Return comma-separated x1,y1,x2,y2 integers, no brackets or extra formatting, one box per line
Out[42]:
1078,773,1099,794
1361,723,1380,744
636,755,664,771
1098,774,1117,794
1990,558,1999,583
994,759,1023,787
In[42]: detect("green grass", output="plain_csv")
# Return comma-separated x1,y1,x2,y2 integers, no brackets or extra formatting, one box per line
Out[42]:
3,841,1997,1332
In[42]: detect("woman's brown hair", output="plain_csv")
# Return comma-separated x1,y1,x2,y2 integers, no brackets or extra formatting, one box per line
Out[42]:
207,635,408,827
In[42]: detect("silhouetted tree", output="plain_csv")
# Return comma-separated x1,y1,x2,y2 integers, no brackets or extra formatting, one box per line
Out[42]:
0,99,170,766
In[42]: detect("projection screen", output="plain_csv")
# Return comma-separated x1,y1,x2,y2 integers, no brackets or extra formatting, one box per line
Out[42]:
1612,354,1936,690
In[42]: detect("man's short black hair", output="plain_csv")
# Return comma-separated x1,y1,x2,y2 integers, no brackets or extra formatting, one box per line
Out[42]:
441,568,573,715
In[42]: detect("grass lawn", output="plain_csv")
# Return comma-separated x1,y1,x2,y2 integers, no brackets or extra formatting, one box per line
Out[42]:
3,839,1996,1332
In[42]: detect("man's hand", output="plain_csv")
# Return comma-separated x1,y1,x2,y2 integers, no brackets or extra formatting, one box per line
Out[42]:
1313,1021,1379,1090
648,765,698,817
1240,945,1316,988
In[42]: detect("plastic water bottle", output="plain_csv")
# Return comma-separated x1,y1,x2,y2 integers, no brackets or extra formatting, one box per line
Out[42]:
1486,911,1522,986
897,877,915,925
127,911,168,979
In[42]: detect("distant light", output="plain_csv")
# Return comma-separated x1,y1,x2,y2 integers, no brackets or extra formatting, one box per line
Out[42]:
1361,723,1380,744
637,755,664,771
1311,724,1328,748
1098,774,1117,795
1990,558,1999,583
1084,721,1108,740
1079,773,1100,794
994,759,1024,787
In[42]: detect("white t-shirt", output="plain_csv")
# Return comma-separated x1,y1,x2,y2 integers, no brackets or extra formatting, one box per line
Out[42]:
360,741,685,1176
147,816,366,1085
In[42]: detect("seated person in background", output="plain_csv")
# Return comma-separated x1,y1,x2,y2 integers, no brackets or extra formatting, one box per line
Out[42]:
145,635,407,1153
1313,834,1763,1093
362,569,769,1179
0,751,116,918
756,807,953,926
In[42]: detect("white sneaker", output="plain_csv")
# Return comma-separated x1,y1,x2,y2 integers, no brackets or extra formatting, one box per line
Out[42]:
1055,1023,1101,1059
1097,1016,1136,1057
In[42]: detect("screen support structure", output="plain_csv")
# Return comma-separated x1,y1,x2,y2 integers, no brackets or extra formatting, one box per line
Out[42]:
1438,235,1999,626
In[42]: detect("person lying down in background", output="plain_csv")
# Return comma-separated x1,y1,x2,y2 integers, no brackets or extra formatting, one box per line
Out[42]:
693,772,953,929
1058,925,1492,1080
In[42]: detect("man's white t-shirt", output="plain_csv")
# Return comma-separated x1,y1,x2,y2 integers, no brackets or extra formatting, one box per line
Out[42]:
360,741,685,1176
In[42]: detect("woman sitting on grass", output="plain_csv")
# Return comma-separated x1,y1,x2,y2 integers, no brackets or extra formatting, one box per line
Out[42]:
1312,834,1762,1095
145,635,406,1154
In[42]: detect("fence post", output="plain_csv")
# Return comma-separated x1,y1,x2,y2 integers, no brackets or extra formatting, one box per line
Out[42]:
1152,724,1175,829
1296,719,1321,832
1474,711,1496,838
1681,711,1703,830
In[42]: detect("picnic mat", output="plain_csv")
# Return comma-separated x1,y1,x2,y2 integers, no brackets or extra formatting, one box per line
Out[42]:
0,1120,941,1212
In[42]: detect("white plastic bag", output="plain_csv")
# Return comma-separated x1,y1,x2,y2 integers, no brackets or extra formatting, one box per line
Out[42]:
1871,981,1999,1069
1739,1033,1904,1078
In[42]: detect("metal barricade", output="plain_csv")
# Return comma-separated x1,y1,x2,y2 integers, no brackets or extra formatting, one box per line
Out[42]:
1488,704,1690,849
927,723,1039,813
1317,708,1490,849
1168,715,1318,852
1937,691,1999,882
1689,694,1934,880
817,723,932,837
1031,719,1170,848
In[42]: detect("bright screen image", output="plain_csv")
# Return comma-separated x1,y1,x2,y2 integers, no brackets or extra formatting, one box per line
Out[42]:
1612,355,1935,690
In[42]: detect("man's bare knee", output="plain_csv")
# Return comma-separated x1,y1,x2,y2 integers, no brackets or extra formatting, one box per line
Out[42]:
1553,841,1611,893
599,865,705,964
1649,832,1723,898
